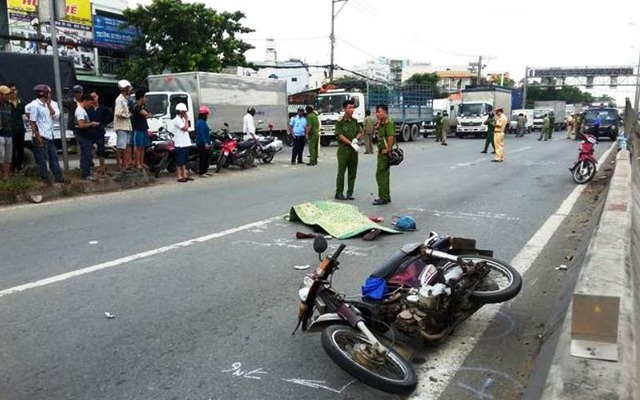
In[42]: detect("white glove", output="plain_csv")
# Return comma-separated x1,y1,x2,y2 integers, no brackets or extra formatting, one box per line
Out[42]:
351,138,360,152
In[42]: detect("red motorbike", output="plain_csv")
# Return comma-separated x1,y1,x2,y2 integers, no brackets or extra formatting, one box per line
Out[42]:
214,123,255,172
570,133,598,184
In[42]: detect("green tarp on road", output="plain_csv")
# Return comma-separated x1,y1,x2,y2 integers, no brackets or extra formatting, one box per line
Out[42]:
289,201,400,239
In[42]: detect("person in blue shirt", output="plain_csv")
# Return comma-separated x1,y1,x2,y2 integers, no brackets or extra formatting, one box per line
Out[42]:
195,106,212,176
289,107,308,165
593,112,601,141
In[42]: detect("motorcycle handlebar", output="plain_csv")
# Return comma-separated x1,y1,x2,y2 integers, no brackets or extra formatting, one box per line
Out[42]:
331,244,347,261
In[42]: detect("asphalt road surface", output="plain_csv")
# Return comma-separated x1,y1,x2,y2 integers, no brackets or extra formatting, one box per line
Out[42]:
0,132,611,400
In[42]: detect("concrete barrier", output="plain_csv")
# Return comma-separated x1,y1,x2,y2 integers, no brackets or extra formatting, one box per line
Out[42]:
535,101,640,399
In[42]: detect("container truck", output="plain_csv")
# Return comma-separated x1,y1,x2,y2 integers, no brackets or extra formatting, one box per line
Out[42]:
456,86,512,138
315,84,433,146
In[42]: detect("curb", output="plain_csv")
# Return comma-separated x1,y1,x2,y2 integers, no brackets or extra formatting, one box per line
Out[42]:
539,149,637,399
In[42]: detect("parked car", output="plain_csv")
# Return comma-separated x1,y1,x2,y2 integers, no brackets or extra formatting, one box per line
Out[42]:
583,107,620,141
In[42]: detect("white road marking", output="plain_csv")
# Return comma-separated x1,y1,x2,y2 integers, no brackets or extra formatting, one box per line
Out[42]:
0,216,281,298
411,141,615,399
408,208,520,222
451,147,531,169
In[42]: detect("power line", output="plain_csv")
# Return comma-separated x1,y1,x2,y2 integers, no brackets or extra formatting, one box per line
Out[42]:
243,36,327,42
347,0,376,18
335,35,385,64
351,0,378,16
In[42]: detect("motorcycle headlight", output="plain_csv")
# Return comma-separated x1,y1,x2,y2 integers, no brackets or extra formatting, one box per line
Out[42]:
298,275,314,302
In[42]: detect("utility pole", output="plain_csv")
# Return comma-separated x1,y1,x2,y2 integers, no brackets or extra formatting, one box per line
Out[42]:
47,0,69,170
523,66,529,109
329,0,347,82
477,55,483,84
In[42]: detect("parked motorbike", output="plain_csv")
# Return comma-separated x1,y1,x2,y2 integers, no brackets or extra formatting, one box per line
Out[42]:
253,124,283,164
214,123,255,172
569,132,598,184
294,232,522,395
145,128,175,178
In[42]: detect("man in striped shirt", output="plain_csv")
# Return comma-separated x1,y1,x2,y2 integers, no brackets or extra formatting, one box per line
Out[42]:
29,84,69,184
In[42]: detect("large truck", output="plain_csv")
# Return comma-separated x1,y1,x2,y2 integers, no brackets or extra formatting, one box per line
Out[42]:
508,109,534,134
0,53,79,166
423,98,459,135
532,101,566,131
315,84,433,146
146,72,289,135
456,86,512,138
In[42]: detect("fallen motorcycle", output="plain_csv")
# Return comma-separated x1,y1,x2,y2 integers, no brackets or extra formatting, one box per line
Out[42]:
294,232,522,395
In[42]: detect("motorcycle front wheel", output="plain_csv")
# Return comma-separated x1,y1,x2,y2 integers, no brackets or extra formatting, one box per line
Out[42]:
443,255,522,304
215,155,226,173
320,325,417,395
572,160,596,184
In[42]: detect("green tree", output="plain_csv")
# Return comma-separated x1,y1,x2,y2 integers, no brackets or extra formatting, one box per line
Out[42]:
595,94,616,107
120,0,254,84
525,83,595,108
331,76,367,90
405,72,442,97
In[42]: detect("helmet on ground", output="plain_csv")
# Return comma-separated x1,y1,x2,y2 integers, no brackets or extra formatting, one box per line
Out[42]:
175,103,188,112
392,216,417,231
388,147,404,166
118,79,132,90
198,105,211,115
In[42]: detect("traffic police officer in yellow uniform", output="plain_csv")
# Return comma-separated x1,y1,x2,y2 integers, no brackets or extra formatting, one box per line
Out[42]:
334,99,362,200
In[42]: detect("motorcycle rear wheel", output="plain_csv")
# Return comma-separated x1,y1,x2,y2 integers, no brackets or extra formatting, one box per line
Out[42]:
320,325,417,395
572,160,596,184
443,255,522,304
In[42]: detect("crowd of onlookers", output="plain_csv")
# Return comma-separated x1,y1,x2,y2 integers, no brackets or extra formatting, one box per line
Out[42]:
0,80,161,185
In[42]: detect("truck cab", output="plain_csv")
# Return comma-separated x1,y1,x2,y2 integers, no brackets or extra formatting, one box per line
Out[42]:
315,90,365,147
456,102,492,137
145,91,195,134
532,109,552,132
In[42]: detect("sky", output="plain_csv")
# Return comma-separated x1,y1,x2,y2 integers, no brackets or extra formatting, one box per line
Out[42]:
130,0,640,104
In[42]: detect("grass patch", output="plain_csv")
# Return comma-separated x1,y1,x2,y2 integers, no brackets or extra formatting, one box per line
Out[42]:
0,175,41,204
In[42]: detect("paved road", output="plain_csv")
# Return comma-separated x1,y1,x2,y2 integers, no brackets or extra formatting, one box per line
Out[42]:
0,133,610,399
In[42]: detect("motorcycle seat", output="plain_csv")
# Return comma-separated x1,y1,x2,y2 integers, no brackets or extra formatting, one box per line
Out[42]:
237,140,255,150
370,243,422,279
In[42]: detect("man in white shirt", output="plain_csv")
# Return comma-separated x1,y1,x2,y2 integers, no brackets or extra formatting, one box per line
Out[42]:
29,84,68,184
170,103,192,182
243,106,257,141
74,93,101,180
114,80,133,170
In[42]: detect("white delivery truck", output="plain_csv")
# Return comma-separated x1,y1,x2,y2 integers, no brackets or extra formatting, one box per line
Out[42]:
423,98,459,136
508,109,534,134
315,84,433,146
533,101,566,131
456,86,512,138
146,72,289,135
